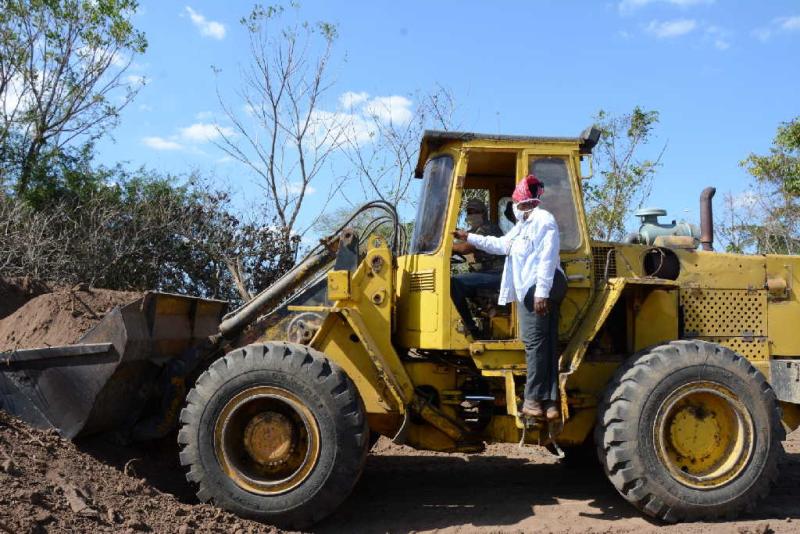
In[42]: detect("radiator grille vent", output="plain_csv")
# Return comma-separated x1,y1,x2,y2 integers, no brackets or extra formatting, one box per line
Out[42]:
702,336,769,361
591,246,616,284
681,289,766,337
409,270,436,292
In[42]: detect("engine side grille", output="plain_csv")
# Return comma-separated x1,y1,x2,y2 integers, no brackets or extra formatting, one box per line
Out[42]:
409,270,436,292
591,245,616,284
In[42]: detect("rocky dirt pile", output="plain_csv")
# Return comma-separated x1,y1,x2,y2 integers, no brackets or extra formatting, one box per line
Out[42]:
0,282,142,352
0,411,281,533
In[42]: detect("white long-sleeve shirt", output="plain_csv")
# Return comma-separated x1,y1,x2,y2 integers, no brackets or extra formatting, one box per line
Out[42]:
466,207,562,304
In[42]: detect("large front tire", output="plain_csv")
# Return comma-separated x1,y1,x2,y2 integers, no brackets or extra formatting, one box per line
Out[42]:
178,342,368,529
595,340,783,522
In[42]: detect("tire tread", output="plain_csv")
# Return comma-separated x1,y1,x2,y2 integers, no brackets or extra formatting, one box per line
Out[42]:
596,340,783,523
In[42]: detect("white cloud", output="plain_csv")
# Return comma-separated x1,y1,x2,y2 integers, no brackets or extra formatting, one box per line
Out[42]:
184,6,226,40
142,136,183,151
705,25,731,50
142,122,235,152
645,18,697,38
309,109,375,146
339,91,369,108
363,95,414,125
619,0,713,13
286,182,317,195
712,37,730,50
179,122,234,142
779,15,800,31
2,75,28,116
138,103,153,112
195,110,214,120
306,91,416,149
126,74,146,85
753,15,800,42
110,52,129,68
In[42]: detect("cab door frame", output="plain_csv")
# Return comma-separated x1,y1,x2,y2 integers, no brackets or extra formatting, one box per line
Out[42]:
519,146,595,340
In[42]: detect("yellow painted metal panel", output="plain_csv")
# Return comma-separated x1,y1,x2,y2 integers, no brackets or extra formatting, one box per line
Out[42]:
554,407,597,447
678,251,766,289
471,339,525,370
766,256,800,356
634,289,679,350
404,270,438,332
484,415,521,444
326,270,350,301
312,312,395,414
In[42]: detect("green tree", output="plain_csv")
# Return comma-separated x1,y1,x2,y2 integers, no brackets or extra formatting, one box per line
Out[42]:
585,107,664,241
0,0,147,196
720,117,800,254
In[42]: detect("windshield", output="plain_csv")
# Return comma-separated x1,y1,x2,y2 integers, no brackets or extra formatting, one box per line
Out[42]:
409,155,454,254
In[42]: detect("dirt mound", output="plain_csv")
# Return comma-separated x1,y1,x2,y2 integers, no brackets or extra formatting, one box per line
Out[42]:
0,277,50,319
0,286,143,352
0,411,280,533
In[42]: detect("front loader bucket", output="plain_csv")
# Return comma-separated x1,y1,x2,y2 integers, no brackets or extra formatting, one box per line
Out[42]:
0,292,226,438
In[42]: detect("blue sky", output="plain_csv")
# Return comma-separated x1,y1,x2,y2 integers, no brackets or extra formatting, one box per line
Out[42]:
96,0,800,240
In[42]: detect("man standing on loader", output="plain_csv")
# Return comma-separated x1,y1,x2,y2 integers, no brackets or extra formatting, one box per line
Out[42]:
450,198,505,338
454,175,567,421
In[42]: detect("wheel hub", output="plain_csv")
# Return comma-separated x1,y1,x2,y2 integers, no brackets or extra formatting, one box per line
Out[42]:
654,381,754,489
243,412,296,466
214,386,321,495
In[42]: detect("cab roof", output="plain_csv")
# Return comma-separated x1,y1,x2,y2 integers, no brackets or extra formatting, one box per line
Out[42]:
414,126,601,178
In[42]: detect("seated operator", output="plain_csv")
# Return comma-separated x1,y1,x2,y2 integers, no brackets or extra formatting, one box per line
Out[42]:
450,199,505,338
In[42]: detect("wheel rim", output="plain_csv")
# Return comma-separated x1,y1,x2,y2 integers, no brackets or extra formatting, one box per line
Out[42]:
214,386,321,495
653,380,754,489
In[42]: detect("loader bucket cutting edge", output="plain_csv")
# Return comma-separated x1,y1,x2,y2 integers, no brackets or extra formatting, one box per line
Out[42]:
0,292,227,439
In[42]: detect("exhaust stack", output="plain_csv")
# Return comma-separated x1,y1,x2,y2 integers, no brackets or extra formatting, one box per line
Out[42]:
700,187,716,251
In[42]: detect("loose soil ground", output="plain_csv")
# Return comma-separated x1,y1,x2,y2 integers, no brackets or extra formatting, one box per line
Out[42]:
0,411,278,534
3,410,799,534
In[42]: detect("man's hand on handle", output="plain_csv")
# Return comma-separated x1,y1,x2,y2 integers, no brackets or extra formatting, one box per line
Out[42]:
452,229,469,241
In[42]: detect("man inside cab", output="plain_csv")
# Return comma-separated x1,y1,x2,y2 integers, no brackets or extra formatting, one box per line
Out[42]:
451,199,504,339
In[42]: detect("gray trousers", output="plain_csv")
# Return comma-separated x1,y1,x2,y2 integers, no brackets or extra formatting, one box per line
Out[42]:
518,270,568,402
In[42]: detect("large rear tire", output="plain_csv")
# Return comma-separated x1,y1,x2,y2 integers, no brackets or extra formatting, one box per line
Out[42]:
595,340,783,522
178,342,368,529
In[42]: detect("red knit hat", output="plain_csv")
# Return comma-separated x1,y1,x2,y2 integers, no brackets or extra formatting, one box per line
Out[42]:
512,174,544,205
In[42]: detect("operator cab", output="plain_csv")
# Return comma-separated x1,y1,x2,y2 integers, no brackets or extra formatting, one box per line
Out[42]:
400,129,599,348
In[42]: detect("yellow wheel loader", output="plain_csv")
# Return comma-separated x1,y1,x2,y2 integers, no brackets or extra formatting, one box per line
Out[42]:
2,128,799,528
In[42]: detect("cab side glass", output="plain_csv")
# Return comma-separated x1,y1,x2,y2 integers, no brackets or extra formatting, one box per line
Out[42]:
528,157,581,250
409,155,454,254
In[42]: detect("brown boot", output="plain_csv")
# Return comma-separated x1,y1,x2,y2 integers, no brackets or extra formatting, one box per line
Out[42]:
521,399,544,418
545,401,561,422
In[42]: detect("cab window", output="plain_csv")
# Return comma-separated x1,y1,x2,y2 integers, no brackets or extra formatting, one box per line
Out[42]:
409,155,454,254
528,157,581,250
